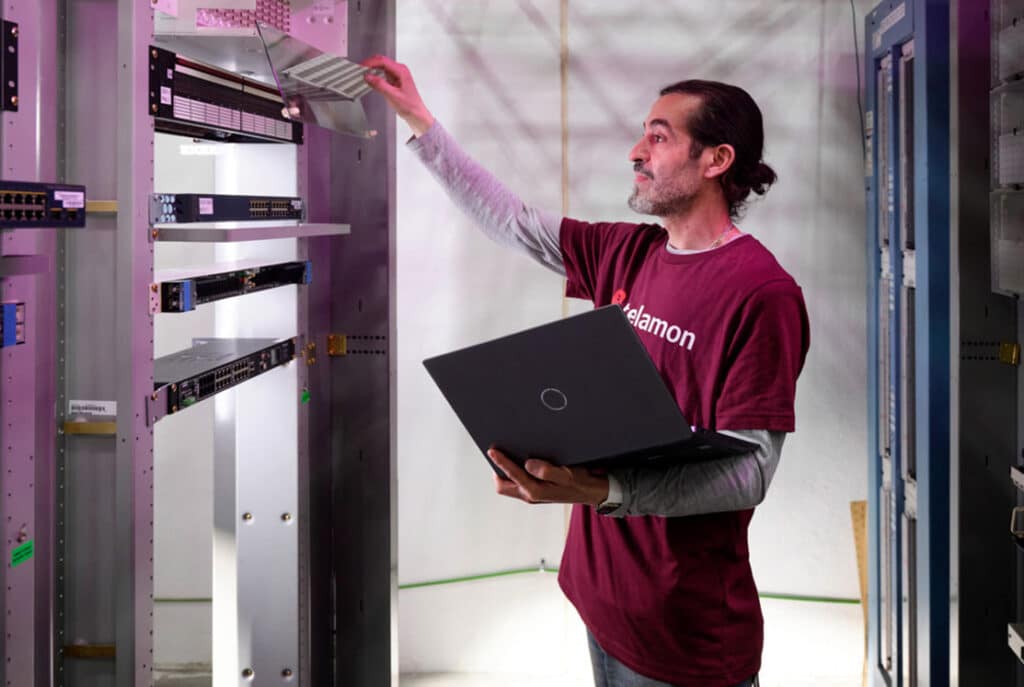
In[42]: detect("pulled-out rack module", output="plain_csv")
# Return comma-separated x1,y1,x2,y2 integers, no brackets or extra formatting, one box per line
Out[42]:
153,260,312,313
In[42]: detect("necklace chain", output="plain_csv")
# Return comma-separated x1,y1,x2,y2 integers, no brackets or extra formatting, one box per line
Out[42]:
707,224,736,250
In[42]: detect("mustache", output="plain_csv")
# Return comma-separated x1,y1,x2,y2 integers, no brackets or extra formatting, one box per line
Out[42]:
633,162,653,179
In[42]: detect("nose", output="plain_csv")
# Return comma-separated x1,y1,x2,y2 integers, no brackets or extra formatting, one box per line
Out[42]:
629,137,647,165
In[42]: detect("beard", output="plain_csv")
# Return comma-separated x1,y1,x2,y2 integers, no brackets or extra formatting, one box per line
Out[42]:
627,168,700,217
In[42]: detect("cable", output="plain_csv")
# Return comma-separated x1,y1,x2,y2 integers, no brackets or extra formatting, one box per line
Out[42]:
851,0,867,165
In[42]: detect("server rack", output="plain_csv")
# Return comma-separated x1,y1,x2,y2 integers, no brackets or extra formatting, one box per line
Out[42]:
865,1,950,685
49,2,396,687
0,2,65,686
867,1,1023,685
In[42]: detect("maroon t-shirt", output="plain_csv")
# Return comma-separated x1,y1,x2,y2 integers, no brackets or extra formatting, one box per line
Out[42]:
557,218,810,686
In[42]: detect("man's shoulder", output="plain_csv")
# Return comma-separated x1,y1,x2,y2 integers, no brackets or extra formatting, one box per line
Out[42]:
732,237,801,287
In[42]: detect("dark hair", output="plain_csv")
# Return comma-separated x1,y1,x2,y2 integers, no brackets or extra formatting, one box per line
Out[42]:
659,80,777,219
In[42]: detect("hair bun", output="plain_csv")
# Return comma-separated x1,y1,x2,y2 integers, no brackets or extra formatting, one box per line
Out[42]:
746,162,777,195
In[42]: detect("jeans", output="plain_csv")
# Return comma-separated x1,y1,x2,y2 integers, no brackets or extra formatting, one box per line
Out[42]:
587,631,758,687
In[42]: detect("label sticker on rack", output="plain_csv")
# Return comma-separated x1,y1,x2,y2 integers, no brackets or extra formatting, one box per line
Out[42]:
160,86,172,105
11,540,33,568
199,197,214,215
54,190,84,208
312,0,334,17
69,400,117,417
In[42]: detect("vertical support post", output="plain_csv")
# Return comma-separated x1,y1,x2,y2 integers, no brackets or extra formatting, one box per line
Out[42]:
304,123,336,687
912,1,950,684
295,120,314,686
114,2,154,686
213,392,240,686
327,1,397,684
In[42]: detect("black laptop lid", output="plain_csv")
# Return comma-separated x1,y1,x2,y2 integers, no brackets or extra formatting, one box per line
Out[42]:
422,305,693,467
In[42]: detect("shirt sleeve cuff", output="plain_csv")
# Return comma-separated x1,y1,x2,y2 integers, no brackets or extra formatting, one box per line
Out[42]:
405,119,443,154
597,472,629,517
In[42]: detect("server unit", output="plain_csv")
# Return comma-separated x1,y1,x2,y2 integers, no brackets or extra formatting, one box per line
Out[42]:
153,260,312,313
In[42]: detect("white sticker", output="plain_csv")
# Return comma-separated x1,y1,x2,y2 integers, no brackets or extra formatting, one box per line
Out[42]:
873,2,905,50
160,86,172,105
312,0,334,17
151,0,179,16
69,400,117,417
291,199,303,209
199,197,214,215
167,68,173,80
54,190,84,208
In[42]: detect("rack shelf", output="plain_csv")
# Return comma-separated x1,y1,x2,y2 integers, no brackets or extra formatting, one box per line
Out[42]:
153,222,349,243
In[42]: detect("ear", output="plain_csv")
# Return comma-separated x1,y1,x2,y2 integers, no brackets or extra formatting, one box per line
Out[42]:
703,144,735,180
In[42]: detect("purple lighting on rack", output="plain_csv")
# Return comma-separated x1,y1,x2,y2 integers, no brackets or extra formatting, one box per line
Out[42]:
197,0,291,32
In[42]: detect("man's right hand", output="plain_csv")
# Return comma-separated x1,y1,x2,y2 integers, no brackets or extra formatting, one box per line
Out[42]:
362,55,435,137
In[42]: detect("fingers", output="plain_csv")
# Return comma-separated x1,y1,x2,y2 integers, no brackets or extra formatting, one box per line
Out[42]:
363,71,400,98
488,449,535,487
523,459,573,485
489,451,577,505
362,54,405,86
361,54,400,74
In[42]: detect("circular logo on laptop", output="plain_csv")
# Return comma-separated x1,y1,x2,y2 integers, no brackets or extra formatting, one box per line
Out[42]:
540,387,568,412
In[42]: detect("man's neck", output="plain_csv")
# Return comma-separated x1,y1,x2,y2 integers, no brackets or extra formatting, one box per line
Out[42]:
660,198,733,251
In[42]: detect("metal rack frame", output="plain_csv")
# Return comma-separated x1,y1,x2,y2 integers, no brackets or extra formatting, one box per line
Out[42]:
52,1,396,686
865,1,951,685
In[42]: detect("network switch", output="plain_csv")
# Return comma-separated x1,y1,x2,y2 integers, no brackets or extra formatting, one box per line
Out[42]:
0,181,86,228
150,194,305,224
0,301,25,348
155,260,312,313
149,45,302,145
155,338,297,415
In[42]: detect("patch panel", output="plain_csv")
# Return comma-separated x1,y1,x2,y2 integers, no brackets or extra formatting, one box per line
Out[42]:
148,45,302,145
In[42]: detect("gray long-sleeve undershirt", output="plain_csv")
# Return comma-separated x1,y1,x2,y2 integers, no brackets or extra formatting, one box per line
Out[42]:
408,120,786,518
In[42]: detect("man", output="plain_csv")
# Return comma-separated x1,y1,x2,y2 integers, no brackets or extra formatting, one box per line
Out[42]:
364,56,809,687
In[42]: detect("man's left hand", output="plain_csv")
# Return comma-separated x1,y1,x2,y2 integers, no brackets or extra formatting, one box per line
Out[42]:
488,448,609,506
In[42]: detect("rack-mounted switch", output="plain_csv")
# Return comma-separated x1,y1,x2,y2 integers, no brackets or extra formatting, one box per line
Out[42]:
154,337,297,415
150,194,305,224
0,181,86,228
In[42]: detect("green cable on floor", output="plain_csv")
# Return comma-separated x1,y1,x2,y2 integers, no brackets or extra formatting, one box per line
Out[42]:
153,568,861,606
398,566,861,605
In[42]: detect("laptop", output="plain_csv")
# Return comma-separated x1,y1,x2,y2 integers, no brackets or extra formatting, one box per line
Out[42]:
422,305,757,474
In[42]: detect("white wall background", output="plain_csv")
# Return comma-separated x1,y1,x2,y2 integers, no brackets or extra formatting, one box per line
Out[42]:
396,0,875,683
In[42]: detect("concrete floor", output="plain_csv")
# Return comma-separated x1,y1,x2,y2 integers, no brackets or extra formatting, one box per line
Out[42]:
153,597,864,687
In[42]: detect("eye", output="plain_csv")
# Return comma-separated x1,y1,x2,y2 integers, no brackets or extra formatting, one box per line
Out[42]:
649,133,665,144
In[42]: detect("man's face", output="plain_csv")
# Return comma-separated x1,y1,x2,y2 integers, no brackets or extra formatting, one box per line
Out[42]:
627,93,706,217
